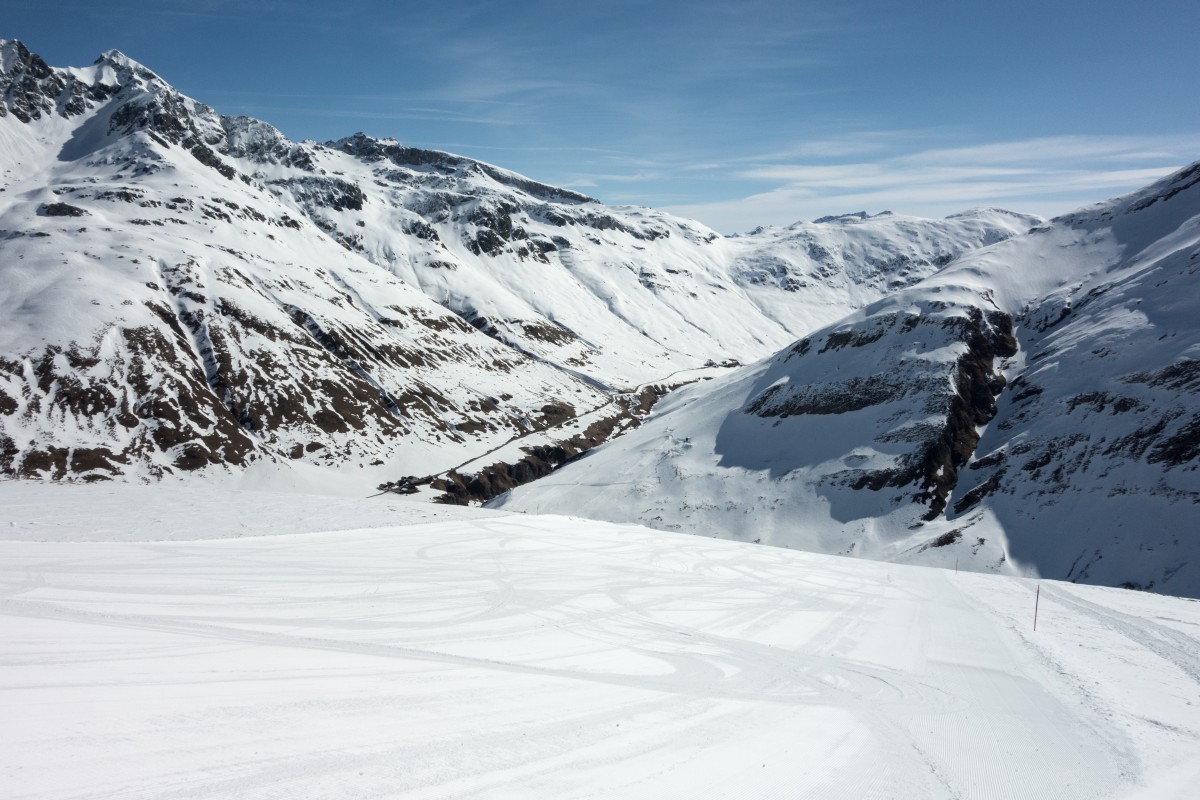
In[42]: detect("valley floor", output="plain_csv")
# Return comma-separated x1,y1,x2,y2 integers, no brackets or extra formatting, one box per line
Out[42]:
2,483,1199,799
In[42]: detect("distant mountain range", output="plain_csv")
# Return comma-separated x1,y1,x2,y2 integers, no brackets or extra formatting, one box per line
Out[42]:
0,39,1034,484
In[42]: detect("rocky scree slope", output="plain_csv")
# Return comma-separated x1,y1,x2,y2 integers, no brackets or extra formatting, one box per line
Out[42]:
0,40,1036,482
495,162,1200,597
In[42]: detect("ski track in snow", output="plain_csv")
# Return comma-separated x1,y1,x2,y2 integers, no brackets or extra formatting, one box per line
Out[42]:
2,496,1199,799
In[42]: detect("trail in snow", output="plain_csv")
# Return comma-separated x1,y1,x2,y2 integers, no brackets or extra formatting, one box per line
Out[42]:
2,497,1197,799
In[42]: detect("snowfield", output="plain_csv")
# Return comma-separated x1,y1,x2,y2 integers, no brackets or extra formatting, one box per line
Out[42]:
3,484,1199,799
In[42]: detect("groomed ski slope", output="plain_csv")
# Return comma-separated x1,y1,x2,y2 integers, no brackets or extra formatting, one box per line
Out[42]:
2,485,1199,799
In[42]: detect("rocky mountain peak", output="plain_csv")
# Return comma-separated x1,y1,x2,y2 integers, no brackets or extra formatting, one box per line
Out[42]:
0,39,168,124
220,115,314,168
0,39,38,75
90,48,162,89
94,48,135,67
0,39,65,122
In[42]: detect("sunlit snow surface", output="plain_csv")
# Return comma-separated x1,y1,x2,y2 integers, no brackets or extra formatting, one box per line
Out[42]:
2,484,1199,799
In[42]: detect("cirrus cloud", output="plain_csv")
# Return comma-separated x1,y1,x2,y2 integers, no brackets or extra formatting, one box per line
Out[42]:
663,134,1200,233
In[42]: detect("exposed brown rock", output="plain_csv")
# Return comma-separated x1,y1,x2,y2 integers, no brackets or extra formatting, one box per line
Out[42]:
913,309,1017,519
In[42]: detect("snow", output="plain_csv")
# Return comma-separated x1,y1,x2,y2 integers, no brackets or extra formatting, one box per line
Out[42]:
497,161,1200,596
2,485,1198,798
0,480,503,542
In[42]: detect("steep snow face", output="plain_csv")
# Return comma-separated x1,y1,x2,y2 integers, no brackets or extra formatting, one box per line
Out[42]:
0,41,1036,482
497,162,1200,597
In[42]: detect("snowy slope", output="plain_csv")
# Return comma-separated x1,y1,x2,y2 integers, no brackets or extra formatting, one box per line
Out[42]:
238,129,1036,387
0,40,1036,481
497,162,1200,597
2,486,1198,799
0,40,617,482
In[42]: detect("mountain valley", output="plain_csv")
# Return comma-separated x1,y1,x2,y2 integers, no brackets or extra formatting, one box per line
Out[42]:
2,39,1197,596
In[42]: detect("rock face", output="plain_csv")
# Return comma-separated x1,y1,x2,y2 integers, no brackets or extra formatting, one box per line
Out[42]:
1,40,119,123
497,162,1200,598
0,40,1035,482
744,305,1017,519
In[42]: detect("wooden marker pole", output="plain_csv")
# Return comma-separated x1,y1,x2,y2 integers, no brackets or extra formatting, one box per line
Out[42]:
1033,583,1040,631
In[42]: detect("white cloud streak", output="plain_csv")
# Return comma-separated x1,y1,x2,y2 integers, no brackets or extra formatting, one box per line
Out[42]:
663,134,1200,233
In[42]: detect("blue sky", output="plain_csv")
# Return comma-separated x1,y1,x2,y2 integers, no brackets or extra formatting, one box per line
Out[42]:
8,0,1200,232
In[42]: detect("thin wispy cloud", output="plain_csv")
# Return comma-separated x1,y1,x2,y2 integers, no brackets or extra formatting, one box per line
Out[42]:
898,135,1200,167
561,171,664,187
663,134,1199,233
225,105,523,127
435,143,630,156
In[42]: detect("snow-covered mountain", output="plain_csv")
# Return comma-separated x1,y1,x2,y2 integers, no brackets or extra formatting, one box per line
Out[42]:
0,40,1035,482
496,162,1200,597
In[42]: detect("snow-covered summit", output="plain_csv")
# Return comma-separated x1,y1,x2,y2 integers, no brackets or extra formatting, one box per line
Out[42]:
93,48,139,69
